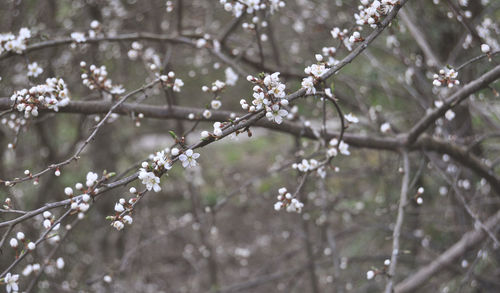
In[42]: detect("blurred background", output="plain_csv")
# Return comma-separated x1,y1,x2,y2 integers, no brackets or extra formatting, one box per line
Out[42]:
1,0,500,292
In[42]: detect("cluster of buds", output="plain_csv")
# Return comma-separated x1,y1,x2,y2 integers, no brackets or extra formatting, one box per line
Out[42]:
274,187,304,213
9,232,36,257
0,28,31,54
127,41,144,60
22,263,41,277
165,1,174,12
432,67,460,88
328,138,351,157
348,31,364,44
321,47,339,66
415,186,424,205
330,27,354,51
201,121,225,138
1,113,26,133
242,73,289,124
355,0,400,28
67,171,112,219
80,62,125,95
202,80,226,94
69,20,103,44
220,0,285,18
3,197,12,209
10,77,70,118
108,189,137,231
293,159,320,173
42,211,60,232
88,20,102,38
202,80,225,110
331,27,349,40
160,71,184,92
367,258,392,280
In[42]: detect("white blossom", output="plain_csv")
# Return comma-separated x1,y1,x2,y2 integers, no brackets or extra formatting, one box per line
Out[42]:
123,215,133,224
265,104,288,124
225,67,239,86
112,221,124,231
9,238,18,248
445,109,456,121
27,62,43,77
173,78,184,92
71,32,86,43
344,113,359,123
301,76,316,94
481,43,490,53
4,273,19,293
179,149,200,168
114,203,125,213
380,122,391,133
86,172,98,187
56,257,65,269
138,168,161,192
330,138,350,155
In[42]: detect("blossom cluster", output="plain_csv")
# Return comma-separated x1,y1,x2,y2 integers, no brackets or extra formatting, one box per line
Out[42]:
160,71,184,92
70,20,102,43
432,67,460,88
63,171,101,218
0,27,31,54
355,0,400,28
109,189,137,231
320,47,340,67
476,18,500,52
274,187,304,213
138,149,173,192
225,67,239,86
80,61,125,95
301,62,329,95
21,263,41,277
328,138,351,157
219,0,285,18
8,231,36,253
241,73,289,124
202,80,226,94
330,1,399,52
110,148,201,230
293,159,320,173
136,147,200,193
10,78,70,118
330,27,354,51
1,113,26,133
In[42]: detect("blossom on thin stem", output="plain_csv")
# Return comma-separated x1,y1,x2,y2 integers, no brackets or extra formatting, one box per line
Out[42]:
274,187,304,213
179,149,200,168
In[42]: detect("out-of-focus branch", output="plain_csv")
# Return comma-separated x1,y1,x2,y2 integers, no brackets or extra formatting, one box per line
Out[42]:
385,151,410,293
395,209,500,293
399,8,440,67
